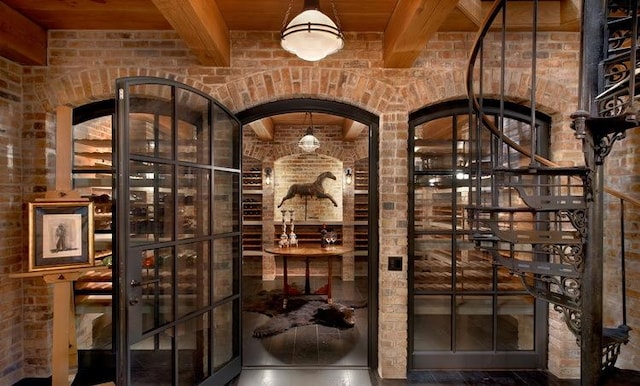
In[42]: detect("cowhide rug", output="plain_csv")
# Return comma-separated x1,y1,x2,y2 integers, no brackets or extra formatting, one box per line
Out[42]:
242,289,367,338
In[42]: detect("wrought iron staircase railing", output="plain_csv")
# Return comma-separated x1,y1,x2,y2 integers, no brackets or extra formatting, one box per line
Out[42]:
466,0,634,383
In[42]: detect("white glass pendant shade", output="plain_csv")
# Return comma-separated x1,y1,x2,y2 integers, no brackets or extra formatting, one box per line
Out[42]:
298,132,320,152
281,9,344,61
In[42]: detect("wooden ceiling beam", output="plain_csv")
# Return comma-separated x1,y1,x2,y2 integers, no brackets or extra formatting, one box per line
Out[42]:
383,0,460,68
456,0,483,28
491,1,580,31
150,0,230,66
0,2,47,65
342,119,367,141
452,0,580,33
249,118,275,141
559,0,581,30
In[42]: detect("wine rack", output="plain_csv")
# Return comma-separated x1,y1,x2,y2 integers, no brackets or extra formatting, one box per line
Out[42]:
242,159,263,256
354,158,369,255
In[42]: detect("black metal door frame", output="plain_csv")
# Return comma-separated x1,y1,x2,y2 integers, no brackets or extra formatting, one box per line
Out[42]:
237,98,380,368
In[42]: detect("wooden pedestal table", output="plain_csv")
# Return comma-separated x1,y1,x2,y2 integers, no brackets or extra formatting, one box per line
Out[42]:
10,266,108,386
264,244,353,309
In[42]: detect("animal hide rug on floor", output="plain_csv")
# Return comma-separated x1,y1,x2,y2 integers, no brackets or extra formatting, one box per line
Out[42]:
242,289,367,338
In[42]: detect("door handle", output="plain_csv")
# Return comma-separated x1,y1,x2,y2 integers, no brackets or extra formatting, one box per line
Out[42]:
129,278,160,306
130,279,160,287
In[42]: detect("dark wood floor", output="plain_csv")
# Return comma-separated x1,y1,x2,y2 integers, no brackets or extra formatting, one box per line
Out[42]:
228,367,640,386
14,275,640,385
14,367,640,386
237,275,640,386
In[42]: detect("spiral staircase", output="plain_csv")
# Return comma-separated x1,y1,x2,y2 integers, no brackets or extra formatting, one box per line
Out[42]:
466,1,637,383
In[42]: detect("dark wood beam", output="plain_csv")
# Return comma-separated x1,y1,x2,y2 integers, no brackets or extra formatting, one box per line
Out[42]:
151,0,230,66
383,0,459,68
0,2,47,65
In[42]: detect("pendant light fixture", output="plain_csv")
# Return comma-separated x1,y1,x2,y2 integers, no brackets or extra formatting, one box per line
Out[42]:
298,112,320,152
281,0,344,62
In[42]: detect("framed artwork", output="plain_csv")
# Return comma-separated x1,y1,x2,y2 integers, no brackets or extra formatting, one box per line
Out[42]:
28,201,95,272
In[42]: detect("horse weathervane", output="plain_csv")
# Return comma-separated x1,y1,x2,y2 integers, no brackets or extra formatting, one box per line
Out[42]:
277,171,338,208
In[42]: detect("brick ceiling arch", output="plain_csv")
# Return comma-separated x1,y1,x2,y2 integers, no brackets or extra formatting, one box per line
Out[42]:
39,68,379,165
37,66,573,126
402,68,575,119
37,68,213,111
210,68,394,116
40,67,395,122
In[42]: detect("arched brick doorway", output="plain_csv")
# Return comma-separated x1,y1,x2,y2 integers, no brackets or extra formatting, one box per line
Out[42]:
237,98,379,368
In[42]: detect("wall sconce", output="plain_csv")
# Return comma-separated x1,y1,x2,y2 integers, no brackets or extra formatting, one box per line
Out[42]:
264,167,272,185
344,168,353,185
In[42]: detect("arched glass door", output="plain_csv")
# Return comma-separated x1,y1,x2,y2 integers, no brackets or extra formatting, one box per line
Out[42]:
408,100,549,370
115,77,241,385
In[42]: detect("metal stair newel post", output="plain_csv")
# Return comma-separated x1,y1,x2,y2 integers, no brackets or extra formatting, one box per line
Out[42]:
575,2,605,382
579,0,639,381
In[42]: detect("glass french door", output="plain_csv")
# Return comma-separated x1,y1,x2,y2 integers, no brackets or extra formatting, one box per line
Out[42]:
408,100,548,370
115,77,241,385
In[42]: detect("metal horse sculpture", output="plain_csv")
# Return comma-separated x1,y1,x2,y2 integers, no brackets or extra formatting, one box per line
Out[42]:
278,171,338,208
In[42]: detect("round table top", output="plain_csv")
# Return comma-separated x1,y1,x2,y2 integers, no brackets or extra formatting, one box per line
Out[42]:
264,244,353,256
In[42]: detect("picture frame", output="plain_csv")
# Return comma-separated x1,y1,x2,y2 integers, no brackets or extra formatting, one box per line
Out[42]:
28,200,95,272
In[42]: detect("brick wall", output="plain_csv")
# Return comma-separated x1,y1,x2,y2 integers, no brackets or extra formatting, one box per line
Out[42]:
1,27,623,380
603,130,640,370
243,122,366,280
0,56,25,385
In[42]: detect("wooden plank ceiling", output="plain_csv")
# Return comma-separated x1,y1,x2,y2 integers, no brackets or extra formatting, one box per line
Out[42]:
0,0,579,139
1,0,579,68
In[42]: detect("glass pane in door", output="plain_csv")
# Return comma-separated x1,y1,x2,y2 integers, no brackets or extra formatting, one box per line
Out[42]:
414,178,455,232
177,88,210,164
128,84,173,160
213,301,236,370
177,241,210,318
178,166,210,239
212,104,238,169
177,313,211,384
456,246,493,292
455,295,493,351
129,111,173,159
213,171,240,234
498,265,525,291
137,247,174,334
413,234,452,292
413,295,451,351
130,334,172,386
213,236,238,302
414,116,454,171
497,295,534,350
129,160,174,244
